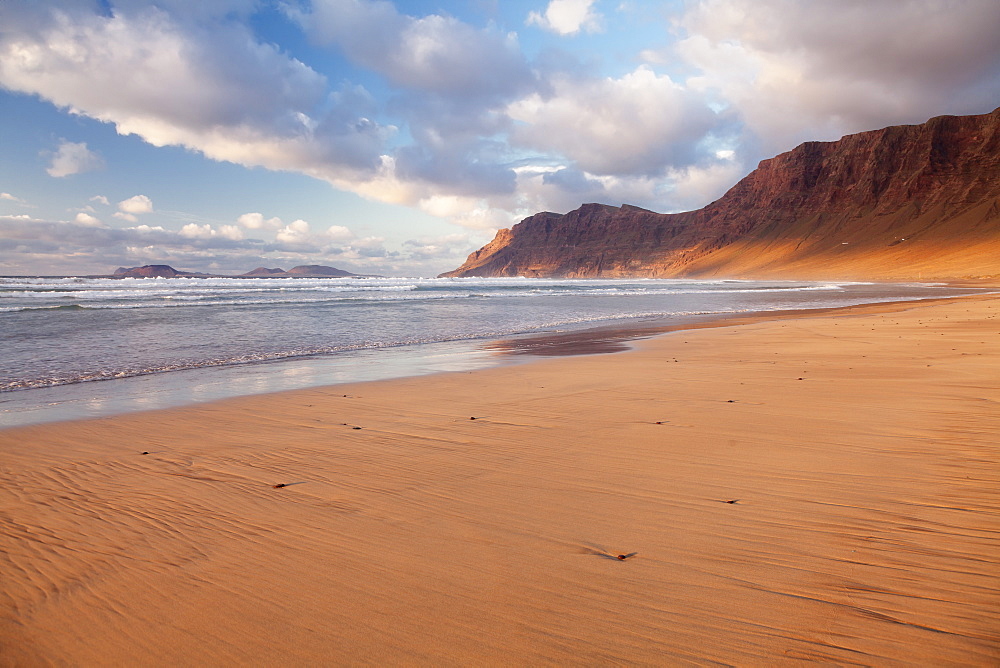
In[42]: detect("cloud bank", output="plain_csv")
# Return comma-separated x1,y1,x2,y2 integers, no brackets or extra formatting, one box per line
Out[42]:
0,210,477,277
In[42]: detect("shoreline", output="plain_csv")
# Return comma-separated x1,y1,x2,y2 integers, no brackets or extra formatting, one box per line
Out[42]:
2,291,998,663
3,284,995,429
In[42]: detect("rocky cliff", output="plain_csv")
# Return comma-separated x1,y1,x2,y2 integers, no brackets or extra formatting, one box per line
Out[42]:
442,108,1000,280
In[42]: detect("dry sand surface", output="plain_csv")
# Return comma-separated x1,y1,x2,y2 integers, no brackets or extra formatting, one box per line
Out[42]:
2,294,999,665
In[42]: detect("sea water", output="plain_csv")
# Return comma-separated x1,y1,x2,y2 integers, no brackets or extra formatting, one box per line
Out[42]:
0,276,986,426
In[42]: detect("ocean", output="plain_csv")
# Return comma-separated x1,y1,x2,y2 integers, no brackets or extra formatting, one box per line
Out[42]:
0,275,987,427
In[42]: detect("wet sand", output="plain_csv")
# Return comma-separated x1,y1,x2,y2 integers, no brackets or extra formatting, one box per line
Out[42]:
2,294,999,665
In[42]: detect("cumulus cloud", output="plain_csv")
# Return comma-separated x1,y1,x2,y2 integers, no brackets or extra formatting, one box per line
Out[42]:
448,205,519,232
325,225,354,241
236,212,283,230
675,0,1000,153
508,66,719,175
274,219,312,245
297,0,533,100
45,140,104,177
178,222,244,240
527,0,603,35
293,0,536,201
118,194,154,214
74,212,105,227
0,4,391,190
179,223,216,239
90,195,110,205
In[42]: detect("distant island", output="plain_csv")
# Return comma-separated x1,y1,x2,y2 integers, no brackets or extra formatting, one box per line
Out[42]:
442,107,1000,281
112,264,366,278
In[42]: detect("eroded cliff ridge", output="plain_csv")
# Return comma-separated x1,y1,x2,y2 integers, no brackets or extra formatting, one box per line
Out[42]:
442,108,1000,280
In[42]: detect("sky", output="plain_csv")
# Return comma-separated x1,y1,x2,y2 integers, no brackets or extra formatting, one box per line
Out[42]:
1,0,999,277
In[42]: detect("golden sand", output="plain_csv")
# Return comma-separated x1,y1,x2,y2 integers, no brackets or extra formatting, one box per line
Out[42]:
2,295,999,665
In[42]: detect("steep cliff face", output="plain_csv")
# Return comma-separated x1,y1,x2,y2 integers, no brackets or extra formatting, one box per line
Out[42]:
442,108,1000,280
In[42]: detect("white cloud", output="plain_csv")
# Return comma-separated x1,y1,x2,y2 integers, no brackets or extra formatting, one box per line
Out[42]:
90,195,110,206
676,0,1000,153
325,225,354,241
449,206,518,232
74,212,105,227
179,223,216,239
417,194,483,219
298,0,533,99
0,5,391,193
113,212,139,223
118,195,153,214
236,212,283,230
218,224,244,241
45,140,104,177
292,0,534,202
176,222,243,240
527,0,603,35
275,219,311,244
508,66,718,175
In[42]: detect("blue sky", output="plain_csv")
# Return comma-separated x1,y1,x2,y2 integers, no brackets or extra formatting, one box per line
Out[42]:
2,0,999,276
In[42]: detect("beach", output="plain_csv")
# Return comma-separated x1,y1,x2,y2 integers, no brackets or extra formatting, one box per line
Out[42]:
2,292,998,664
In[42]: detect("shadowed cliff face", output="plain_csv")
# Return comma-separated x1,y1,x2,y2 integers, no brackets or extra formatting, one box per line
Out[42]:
441,108,1000,280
